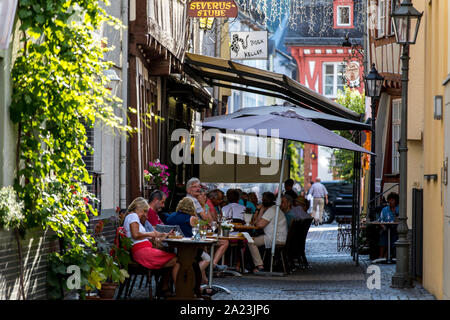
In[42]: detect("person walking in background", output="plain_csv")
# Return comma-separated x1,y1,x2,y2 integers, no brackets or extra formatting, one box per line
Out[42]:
308,177,328,226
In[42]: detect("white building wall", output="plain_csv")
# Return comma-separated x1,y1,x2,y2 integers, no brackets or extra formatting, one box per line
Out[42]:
318,146,333,181
0,21,20,187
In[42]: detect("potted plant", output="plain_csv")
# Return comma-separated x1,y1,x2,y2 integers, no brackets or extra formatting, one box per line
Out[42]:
220,221,234,237
197,219,209,239
85,221,130,299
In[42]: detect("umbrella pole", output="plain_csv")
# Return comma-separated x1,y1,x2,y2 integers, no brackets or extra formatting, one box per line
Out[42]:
270,139,287,273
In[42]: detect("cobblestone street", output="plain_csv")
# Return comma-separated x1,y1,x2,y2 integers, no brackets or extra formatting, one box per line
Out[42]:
210,222,435,300
126,222,435,300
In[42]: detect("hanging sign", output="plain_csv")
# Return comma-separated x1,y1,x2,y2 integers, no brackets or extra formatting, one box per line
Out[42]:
344,60,361,87
230,31,268,60
188,0,238,18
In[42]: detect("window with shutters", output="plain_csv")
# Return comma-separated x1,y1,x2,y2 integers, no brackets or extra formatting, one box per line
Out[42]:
378,0,386,37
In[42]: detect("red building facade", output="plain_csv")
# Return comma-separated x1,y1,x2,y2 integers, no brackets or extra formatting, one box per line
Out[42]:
285,0,365,184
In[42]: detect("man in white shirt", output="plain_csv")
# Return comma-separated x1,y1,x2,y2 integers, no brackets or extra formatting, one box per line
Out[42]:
222,189,246,221
308,177,328,225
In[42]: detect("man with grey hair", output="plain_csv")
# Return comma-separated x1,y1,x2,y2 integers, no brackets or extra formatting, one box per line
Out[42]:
186,177,205,217
308,177,328,226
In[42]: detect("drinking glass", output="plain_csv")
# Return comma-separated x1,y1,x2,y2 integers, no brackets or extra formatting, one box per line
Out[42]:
211,221,217,233
200,227,207,240
192,226,199,240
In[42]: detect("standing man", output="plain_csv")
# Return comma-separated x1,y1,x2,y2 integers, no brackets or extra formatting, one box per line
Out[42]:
308,177,328,226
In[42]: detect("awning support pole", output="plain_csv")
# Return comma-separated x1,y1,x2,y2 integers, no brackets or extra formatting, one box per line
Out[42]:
270,139,287,273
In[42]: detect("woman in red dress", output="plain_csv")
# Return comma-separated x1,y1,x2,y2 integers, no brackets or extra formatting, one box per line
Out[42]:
123,197,180,294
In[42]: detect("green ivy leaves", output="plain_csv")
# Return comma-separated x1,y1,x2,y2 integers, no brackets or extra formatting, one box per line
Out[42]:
10,1,128,251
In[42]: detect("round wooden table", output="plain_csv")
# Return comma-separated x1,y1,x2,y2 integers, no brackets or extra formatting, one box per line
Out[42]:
163,237,217,299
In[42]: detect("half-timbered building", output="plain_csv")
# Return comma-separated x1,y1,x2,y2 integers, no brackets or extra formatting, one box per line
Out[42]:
128,0,214,203
285,0,366,184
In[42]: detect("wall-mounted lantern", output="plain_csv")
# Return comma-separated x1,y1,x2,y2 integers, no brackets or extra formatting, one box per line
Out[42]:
434,95,443,120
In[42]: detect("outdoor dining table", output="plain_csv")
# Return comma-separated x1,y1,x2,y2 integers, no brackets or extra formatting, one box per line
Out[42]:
364,221,400,264
163,237,217,299
211,232,250,275
231,223,258,232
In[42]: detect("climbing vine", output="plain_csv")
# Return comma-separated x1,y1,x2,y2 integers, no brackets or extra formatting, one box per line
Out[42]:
10,0,131,253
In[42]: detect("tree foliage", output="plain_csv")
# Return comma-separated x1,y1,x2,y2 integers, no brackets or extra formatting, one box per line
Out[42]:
330,86,365,181
10,0,131,252
287,141,304,186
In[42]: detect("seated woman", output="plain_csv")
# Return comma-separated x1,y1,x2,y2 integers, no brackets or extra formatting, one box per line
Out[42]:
166,197,210,284
123,197,180,296
248,192,259,212
378,192,399,260
247,192,288,273
166,197,199,238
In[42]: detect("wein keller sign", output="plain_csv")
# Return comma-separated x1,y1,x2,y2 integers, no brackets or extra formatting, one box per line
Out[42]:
188,0,238,18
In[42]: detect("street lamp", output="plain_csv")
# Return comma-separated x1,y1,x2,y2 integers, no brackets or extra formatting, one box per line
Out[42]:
390,0,423,289
364,64,384,221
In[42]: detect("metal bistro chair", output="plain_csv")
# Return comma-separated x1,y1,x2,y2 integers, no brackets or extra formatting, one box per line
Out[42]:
336,216,352,252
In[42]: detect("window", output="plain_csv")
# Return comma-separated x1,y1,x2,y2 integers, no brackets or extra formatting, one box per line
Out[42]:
378,0,386,37
337,6,351,27
333,0,354,29
392,99,401,173
323,63,346,98
389,0,401,35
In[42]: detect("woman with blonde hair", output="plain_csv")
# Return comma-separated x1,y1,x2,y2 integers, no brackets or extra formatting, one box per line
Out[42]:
123,197,180,296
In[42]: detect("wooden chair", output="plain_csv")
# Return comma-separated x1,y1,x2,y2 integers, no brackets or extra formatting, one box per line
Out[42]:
285,219,301,272
298,218,313,269
285,218,313,270
262,244,288,274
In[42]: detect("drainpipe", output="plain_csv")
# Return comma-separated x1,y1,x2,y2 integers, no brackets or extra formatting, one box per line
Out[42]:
120,0,129,209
